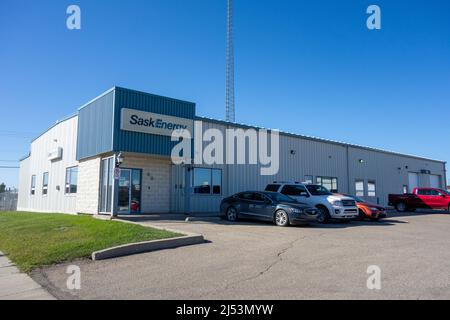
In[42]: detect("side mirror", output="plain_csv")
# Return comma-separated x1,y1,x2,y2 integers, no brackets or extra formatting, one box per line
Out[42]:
265,199,272,204
300,193,310,198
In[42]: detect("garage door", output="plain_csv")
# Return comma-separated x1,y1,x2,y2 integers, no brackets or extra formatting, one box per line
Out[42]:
408,172,418,193
430,175,441,188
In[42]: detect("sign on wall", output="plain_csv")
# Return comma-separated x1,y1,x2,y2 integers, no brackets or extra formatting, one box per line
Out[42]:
120,108,193,138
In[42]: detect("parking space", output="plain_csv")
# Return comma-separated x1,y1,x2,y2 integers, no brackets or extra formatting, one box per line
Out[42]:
34,211,450,300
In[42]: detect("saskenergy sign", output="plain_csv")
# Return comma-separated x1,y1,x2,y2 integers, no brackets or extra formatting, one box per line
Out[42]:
120,108,194,137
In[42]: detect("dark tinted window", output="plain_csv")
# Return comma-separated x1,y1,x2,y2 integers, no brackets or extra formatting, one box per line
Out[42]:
253,193,267,202
430,189,440,196
281,185,308,196
238,192,253,200
265,184,280,192
266,192,297,203
306,185,332,195
417,189,430,195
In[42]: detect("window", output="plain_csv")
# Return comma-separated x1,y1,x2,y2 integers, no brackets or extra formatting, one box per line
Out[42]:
429,189,440,196
237,192,253,200
280,185,309,197
65,167,78,194
42,172,49,195
193,168,222,195
30,175,36,195
306,185,332,196
100,158,114,213
417,189,429,196
304,175,313,184
253,193,267,202
212,169,221,195
265,184,281,192
355,180,365,197
316,176,338,193
368,180,376,197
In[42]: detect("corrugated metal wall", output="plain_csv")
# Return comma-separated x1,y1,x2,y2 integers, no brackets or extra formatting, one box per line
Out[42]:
113,87,195,156
189,119,446,211
76,90,115,160
18,116,79,213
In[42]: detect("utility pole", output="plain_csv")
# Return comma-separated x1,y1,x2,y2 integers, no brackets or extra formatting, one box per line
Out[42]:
226,0,235,122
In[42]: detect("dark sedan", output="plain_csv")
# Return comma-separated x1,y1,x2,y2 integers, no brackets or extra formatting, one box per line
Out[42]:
220,191,318,227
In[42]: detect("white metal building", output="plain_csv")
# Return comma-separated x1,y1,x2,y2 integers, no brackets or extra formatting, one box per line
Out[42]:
17,87,447,215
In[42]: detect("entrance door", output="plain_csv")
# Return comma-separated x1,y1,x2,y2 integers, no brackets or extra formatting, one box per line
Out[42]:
408,172,419,193
430,175,441,188
118,169,142,214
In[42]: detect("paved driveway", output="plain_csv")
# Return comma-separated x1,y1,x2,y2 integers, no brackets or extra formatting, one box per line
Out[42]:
34,212,450,300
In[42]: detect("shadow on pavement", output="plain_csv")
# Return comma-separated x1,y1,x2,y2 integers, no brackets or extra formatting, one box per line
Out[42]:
119,213,410,229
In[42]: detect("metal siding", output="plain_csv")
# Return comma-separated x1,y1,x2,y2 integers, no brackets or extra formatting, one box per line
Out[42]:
113,87,195,157
348,147,446,205
190,119,447,212
76,91,114,160
17,116,79,213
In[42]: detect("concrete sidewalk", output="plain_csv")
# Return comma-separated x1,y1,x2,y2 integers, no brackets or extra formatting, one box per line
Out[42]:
0,251,55,300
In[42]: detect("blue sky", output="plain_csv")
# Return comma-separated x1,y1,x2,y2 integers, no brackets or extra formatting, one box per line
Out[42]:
1,0,449,188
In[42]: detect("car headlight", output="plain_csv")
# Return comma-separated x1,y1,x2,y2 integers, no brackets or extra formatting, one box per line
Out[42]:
331,200,343,207
370,207,379,211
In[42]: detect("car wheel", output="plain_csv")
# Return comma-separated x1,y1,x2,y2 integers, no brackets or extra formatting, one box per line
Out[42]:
448,204,450,213
226,207,238,222
358,209,366,221
396,202,407,212
274,210,289,227
316,206,330,224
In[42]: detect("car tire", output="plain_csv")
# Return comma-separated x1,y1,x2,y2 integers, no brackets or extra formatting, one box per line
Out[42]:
316,206,330,224
274,210,290,227
448,204,450,213
226,206,238,222
396,202,407,212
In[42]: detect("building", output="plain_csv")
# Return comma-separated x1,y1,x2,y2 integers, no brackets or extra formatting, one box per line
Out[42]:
17,87,447,215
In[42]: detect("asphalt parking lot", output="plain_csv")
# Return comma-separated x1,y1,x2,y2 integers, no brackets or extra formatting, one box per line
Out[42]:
34,211,450,300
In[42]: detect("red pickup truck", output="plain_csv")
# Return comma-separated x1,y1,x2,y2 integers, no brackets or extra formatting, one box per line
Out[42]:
389,188,450,212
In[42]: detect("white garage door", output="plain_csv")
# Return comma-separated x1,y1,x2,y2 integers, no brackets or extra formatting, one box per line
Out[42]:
430,175,441,188
408,172,418,192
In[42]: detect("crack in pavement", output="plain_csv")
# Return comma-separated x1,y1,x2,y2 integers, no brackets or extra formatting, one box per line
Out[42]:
198,236,305,299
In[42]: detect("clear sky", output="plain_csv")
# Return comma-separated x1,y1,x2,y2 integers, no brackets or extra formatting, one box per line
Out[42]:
1,0,449,188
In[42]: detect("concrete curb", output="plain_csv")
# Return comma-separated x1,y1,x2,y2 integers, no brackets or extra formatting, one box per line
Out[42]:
91,218,205,260
91,234,204,260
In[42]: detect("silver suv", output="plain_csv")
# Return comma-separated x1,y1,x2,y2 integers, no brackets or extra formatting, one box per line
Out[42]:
265,182,358,223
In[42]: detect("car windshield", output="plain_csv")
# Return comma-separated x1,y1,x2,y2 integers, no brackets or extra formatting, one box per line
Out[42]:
306,185,332,196
266,192,297,203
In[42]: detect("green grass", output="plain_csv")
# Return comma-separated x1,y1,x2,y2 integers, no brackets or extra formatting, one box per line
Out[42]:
0,211,181,272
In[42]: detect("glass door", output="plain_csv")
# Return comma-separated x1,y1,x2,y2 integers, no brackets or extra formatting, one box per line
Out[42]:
118,169,131,213
118,168,142,214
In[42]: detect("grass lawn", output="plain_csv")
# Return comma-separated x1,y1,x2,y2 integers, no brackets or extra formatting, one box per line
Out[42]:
0,211,181,272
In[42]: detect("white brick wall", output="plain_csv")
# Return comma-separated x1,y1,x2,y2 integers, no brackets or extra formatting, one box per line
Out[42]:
121,156,171,213
76,157,101,214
